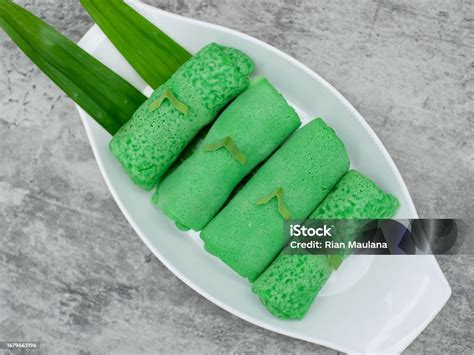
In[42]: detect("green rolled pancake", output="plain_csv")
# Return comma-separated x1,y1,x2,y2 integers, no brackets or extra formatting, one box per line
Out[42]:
252,251,333,319
109,43,253,190
153,77,301,231
310,170,400,220
201,119,350,281
252,170,400,319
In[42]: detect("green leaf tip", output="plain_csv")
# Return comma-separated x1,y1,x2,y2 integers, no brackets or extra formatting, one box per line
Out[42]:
149,88,189,115
80,0,191,88
256,187,291,219
204,136,247,165
0,0,146,135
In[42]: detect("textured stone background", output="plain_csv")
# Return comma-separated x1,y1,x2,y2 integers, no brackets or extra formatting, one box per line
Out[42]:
0,0,473,354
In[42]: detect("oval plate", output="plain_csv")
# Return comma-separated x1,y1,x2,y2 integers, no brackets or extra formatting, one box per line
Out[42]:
76,0,451,352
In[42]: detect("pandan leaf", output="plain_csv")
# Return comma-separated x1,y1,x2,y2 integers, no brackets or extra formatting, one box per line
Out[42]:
0,0,147,135
81,0,191,88
256,187,291,219
149,87,189,115
204,136,247,165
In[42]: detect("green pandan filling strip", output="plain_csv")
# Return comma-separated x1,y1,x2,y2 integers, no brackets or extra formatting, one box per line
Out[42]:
256,187,291,219
327,255,343,271
149,87,189,115
204,136,247,165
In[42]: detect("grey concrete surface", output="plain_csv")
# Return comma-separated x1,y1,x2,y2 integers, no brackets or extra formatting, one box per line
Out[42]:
0,0,473,354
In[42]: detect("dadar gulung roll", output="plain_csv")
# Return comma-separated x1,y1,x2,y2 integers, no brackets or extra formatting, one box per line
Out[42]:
252,170,400,320
109,43,253,190
153,77,301,231
200,119,350,282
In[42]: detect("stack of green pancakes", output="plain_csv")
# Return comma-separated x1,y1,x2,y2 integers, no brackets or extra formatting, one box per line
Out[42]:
109,42,401,320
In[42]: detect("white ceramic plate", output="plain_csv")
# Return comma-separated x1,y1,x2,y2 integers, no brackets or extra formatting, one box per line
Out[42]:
76,0,451,352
